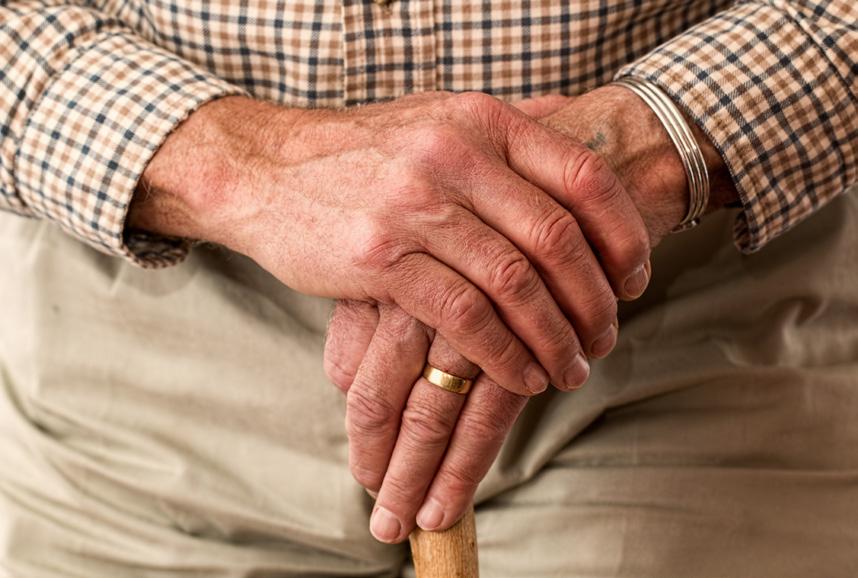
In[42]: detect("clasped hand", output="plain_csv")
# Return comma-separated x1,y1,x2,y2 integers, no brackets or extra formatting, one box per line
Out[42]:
321,93,656,543
132,88,667,546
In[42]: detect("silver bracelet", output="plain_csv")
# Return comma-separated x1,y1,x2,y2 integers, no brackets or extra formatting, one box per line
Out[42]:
612,77,710,232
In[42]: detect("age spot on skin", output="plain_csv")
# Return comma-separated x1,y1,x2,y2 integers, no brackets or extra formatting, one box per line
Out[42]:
585,131,607,152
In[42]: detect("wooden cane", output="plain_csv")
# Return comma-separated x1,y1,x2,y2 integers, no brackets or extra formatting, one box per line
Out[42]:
409,504,479,578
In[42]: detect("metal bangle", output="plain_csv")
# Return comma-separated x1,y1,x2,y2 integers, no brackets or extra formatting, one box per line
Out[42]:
612,77,710,232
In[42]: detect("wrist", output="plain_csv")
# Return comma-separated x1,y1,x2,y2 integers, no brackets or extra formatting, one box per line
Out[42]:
543,85,737,244
128,95,301,254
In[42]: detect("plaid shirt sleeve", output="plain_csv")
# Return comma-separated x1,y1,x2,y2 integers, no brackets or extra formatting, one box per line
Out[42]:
617,0,858,253
0,1,246,267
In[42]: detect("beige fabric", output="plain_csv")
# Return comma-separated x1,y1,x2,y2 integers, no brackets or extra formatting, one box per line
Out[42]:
1,188,858,577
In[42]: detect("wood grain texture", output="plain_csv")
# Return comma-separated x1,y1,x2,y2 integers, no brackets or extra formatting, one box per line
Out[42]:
409,505,479,578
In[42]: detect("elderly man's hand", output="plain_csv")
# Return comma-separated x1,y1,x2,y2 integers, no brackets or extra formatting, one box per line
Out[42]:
326,301,527,543
325,86,738,543
131,91,652,397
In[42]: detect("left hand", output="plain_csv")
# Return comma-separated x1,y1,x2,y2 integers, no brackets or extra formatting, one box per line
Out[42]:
325,88,737,543
326,301,527,543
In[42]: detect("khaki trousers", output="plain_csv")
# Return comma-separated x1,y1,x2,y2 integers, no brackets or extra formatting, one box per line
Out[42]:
1,191,857,577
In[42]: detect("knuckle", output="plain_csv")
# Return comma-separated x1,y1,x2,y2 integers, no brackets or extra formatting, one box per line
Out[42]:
450,92,509,149
483,330,523,373
376,312,432,363
614,242,650,281
350,461,382,492
489,252,539,302
580,292,618,334
452,91,503,116
380,306,422,344
631,227,652,262
411,125,466,168
563,149,621,205
352,227,420,282
460,406,511,446
558,234,591,270
540,320,582,357
346,387,398,437
401,402,455,448
531,209,579,258
353,228,401,272
329,300,379,335
612,224,651,274
439,461,482,495
378,474,414,503
437,282,488,334
323,354,356,393
423,202,469,232
398,176,440,208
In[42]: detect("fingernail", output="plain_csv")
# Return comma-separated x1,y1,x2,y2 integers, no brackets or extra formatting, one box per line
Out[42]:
624,264,649,299
370,506,402,543
416,497,445,531
524,362,549,394
590,324,618,358
366,489,378,500
562,353,590,390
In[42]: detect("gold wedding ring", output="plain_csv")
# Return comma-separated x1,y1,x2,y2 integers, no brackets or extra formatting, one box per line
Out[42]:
422,364,474,395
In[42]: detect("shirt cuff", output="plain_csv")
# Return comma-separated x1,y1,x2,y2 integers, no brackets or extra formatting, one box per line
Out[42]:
615,2,857,253
14,31,247,268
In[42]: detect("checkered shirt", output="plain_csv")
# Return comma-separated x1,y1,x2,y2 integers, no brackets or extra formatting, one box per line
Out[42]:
1,1,855,266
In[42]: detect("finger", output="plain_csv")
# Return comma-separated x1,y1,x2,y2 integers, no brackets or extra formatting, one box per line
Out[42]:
464,166,619,362
511,94,573,119
324,300,379,393
416,375,527,532
501,112,652,301
413,206,589,390
346,305,431,492
389,252,549,396
369,336,477,544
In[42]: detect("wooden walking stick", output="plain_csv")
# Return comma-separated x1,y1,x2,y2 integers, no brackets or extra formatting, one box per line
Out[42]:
409,504,479,578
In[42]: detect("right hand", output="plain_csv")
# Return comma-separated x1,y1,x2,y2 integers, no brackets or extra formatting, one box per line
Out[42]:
131,92,651,395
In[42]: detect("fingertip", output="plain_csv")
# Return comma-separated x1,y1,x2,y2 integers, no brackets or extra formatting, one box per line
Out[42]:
324,300,379,391
417,495,474,533
323,356,355,393
622,262,650,300
348,456,384,495
589,321,618,359
555,352,590,391
370,505,405,544
416,496,445,531
523,362,550,395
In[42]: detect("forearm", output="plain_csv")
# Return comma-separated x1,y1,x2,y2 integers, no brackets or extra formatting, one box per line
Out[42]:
128,89,664,396
616,0,857,252
128,96,294,255
0,2,245,266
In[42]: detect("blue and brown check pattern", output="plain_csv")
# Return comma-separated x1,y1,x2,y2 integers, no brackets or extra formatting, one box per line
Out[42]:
1,1,855,266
